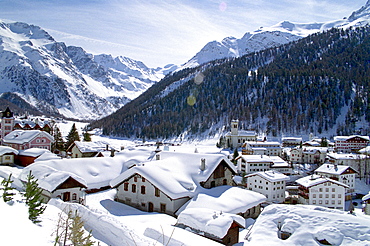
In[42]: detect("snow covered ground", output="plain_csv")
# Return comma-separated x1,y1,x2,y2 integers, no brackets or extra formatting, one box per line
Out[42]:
1,120,370,245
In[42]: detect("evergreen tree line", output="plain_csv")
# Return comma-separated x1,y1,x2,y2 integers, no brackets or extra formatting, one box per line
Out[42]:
89,26,370,139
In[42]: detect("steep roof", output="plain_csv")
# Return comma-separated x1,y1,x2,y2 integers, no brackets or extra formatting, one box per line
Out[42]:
3,130,54,144
72,141,108,153
110,152,237,199
20,164,87,192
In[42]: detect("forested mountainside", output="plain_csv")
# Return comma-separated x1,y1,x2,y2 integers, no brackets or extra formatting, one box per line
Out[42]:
89,26,370,139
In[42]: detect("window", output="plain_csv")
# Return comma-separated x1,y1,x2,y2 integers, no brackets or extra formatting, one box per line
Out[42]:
141,186,146,194
132,184,136,193
325,194,329,198
338,200,341,204
332,194,335,198
160,203,166,213
124,182,129,191
319,194,322,198
223,179,227,185
319,188,323,192
155,187,160,197
338,194,342,198
72,193,77,200
326,188,329,192
213,164,225,179
332,188,335,192
142,177,146,182
134,177,138,182
325,200,329,204
319,200,322,204
313,194,316,198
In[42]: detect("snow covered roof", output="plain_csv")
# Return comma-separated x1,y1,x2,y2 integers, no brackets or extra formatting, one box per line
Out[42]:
239,155,273,163
302,147,329,154
176,185,266,216
18,148,50,157
296,174,348,188
225,130,256,137
359,146,370,155
176,208,245,239
19,164,87,192
363,192,370,201
29,151,150,189
327,153,368,160
0,146,18,156
74,141,108,153
2,130,54,144
34,152,61,162
269,156,290,167
315,164,355,175
110,152,237,199
245,170,290,182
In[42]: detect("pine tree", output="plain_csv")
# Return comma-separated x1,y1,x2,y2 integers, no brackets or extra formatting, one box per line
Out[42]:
54,210,95,246
53,126,65,151
1,174,15,203
65,123,80,150
23,171,46,224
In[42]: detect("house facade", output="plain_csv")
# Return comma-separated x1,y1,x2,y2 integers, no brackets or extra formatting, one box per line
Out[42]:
110,152,238,216
296,175,348,210
326,153,368,179
0,146,18,165
67,141,106,158
245,170,290,203
2,130,54,151
289,147,328,164
315,164,357,197
334,135,370,153
282,137,302,148
237,155,273,174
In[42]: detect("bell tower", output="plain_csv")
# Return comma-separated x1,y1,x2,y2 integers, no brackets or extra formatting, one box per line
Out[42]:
231,119,239,136
1,107,15,138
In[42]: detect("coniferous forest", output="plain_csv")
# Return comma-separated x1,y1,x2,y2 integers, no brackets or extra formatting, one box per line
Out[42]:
89,26,370,139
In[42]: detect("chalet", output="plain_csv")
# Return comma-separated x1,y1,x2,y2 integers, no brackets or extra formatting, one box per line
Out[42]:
20,164,87,204
225,120,257,149
334,135,370,153
245,170,290,203
110,152,238,216
67,141,106,158
296,175,348,211
315,164,357,197
2,130,54,151
242,141,282,156
176,208,245,245
0,146,18,165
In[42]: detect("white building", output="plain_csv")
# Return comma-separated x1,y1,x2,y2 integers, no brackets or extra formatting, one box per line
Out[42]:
245,170,290,203
225,120,257,149
326,153,369,179
0,146,18,165
269,156,293,175
289,147,328,164
296,175,348,210
237,155,273,174
315,164,357,196
334,135,370,153
242,141,282,157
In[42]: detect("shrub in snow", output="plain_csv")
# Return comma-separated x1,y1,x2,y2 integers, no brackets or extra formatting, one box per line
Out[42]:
1,174,15,203
23,171,46,224
314,227,344,246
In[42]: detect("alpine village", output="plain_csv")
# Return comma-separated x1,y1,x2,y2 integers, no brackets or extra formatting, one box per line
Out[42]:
1,2,370,246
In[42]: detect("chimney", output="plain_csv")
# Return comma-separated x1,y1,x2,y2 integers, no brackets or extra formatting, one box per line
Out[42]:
200,158,206,171
156,154,160,160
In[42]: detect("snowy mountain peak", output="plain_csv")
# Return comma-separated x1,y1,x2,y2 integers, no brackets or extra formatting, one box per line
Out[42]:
348,0,370,21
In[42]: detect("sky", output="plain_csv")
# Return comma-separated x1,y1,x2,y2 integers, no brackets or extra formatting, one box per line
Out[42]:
0,0,367,68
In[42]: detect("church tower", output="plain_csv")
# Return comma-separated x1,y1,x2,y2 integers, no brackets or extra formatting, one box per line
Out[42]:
1,107,15,138
231,119,239,136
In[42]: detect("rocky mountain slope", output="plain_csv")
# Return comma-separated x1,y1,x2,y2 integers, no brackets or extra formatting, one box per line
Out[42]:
0,21,167,120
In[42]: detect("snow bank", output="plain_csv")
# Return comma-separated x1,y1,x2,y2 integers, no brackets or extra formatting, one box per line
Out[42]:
247,204,370,245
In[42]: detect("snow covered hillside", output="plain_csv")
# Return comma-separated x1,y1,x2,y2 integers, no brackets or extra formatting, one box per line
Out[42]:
0,20,168,120
182,1,370,68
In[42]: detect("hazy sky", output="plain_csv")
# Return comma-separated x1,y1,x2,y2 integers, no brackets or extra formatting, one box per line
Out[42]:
0,0,366,67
